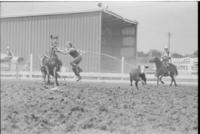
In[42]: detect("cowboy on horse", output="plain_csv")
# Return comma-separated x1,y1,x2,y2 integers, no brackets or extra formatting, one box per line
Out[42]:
161,46,171,67
161,45,171,74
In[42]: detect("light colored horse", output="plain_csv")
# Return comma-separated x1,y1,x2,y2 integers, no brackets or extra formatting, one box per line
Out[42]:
1,53,24,64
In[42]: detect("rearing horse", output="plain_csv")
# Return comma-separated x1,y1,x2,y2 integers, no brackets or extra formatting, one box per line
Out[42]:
149,57,178,86
40,36,62,86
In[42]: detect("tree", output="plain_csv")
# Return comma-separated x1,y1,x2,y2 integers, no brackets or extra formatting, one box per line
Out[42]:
192,50,198,57
137,51,148,57
171,53,183,58
148,49,161,57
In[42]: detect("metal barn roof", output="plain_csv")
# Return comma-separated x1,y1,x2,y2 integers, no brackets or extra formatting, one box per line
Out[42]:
1,9,138,25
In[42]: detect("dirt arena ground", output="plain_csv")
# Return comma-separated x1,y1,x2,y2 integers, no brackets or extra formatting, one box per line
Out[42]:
1,80,198,134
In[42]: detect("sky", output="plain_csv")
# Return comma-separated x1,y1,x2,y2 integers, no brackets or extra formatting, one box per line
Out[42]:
0,1,198,55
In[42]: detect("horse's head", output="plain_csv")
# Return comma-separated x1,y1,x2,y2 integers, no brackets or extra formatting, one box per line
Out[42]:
50,35,59,46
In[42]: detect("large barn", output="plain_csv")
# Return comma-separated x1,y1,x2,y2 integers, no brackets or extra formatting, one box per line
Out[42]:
1,9,138,73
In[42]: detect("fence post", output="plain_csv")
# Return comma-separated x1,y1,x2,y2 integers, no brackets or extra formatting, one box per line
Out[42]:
16,63,19,79
121,56,124,80
30,53,33,78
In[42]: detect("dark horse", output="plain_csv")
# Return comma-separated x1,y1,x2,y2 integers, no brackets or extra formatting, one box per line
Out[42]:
40,48,62,86
149,57,178,86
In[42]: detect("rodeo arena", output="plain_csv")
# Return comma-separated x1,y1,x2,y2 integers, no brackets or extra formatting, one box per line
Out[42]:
1,6,198,134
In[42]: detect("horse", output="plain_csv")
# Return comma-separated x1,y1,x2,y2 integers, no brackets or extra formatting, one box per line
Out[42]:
149,57,178,86
129,65,148,89
40,53,62,87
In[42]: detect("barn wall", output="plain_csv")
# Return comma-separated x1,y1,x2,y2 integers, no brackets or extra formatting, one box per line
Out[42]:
121,25,138,73
101,26,122,73
1,12,101,72
101,23,137,73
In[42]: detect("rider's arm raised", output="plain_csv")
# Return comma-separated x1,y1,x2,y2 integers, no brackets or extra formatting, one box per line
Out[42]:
56,48,70,55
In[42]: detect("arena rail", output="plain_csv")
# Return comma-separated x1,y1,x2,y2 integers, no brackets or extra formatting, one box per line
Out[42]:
1,71,198,85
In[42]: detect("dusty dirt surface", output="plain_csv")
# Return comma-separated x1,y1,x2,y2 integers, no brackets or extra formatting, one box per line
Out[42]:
1,80,198,134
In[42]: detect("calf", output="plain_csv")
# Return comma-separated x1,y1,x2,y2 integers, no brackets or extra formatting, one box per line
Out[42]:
129,65,148,89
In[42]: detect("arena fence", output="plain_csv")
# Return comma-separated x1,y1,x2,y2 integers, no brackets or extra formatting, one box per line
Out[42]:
1,54,198,85
1,70,198,85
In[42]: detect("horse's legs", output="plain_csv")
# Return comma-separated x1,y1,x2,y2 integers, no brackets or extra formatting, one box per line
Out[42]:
130,75,133,86
53,67,59,86
130,81,133,86
170,74,176,87
172,75,177,87
135,81,139,89
159,75,165,84
157,76,159,86
42,73,46,83
170,76,173,86
174,78,177,87
43,68,47,83
45,66,50,84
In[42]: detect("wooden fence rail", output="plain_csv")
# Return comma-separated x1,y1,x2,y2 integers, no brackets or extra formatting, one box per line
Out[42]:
1,71,198,85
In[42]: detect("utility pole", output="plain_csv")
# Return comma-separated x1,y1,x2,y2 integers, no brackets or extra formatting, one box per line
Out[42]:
168,32,171,53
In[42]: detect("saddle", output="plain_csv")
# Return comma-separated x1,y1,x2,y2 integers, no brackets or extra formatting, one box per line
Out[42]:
162,61,170,75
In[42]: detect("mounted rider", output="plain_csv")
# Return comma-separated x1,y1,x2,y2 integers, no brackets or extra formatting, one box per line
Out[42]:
161,45,171,68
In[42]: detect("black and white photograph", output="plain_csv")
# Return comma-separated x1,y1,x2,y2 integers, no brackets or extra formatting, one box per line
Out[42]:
0,1,198,134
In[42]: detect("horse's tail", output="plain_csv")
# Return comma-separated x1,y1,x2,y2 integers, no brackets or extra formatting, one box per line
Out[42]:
174,67,178,76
